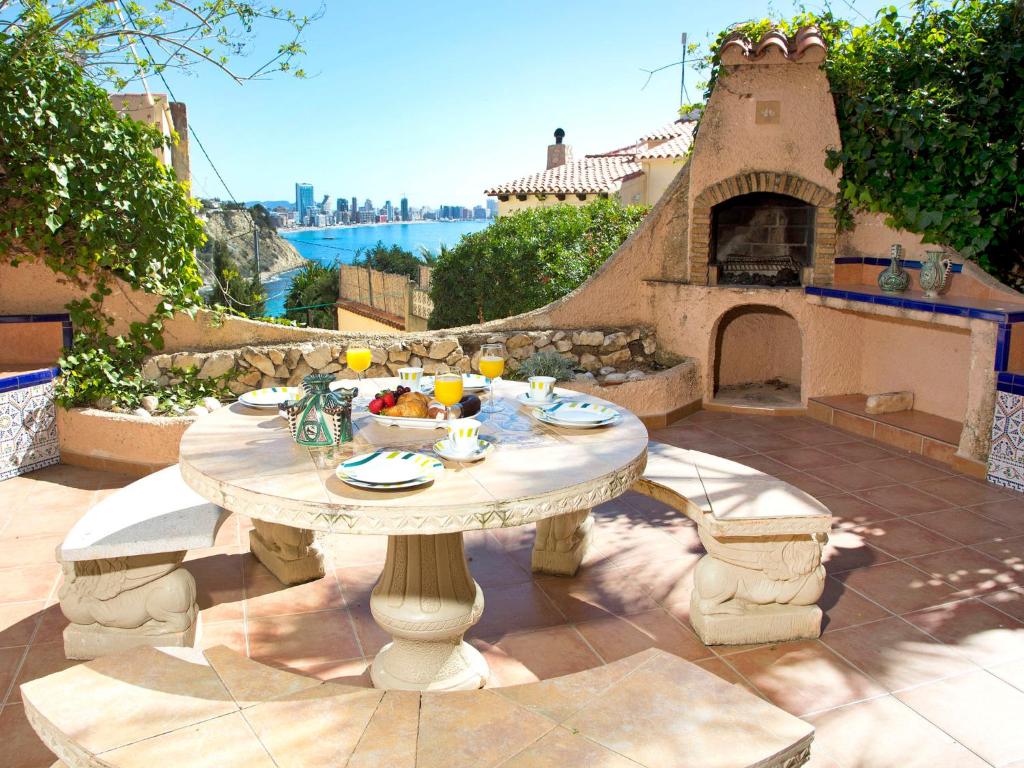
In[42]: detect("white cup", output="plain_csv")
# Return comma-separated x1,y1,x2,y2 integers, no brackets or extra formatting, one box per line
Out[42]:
398,366,423,392
527,376,556,401
446,418,481,455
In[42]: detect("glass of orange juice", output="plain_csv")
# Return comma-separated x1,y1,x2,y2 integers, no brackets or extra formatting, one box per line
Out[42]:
479,343,505,413
346,346,372,382
433,370,464,421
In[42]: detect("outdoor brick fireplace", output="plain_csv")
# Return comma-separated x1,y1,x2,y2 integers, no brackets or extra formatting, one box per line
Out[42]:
690,171,837,287
712,192,815,286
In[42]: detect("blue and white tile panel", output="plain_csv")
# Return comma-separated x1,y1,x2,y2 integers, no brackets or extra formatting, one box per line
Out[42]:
0,373,60,481
988,390,1024,493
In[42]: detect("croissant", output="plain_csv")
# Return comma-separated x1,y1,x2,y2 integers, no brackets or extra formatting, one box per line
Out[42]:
383,391,430,418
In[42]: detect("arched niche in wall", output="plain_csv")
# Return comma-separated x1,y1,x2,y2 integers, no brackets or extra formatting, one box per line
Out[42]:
711,304,803,407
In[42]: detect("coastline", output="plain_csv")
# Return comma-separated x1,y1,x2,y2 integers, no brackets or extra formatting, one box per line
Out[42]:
282,220,484,235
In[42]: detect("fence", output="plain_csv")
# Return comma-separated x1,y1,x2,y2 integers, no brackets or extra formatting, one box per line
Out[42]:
337,264,434,332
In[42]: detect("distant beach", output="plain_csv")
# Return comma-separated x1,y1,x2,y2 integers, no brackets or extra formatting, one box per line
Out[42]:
263,220,490,316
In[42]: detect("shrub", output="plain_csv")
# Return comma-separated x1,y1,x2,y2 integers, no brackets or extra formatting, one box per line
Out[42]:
510,351,577,382
284,261,339,329
359,241,423,281
428,198,648,329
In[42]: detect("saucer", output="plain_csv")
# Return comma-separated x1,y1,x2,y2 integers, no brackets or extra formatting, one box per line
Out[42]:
433,437,492,462
515,392,561,406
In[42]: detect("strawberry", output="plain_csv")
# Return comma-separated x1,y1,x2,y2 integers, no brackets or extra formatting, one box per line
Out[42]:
382,391,397,408
368,397,385,414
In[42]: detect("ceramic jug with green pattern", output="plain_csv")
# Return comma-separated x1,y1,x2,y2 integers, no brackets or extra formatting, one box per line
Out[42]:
877,244,910,293
919,251,953,298
283,373,356,447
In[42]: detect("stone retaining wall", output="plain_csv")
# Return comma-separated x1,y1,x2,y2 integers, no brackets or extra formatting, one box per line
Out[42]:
143,327,659,397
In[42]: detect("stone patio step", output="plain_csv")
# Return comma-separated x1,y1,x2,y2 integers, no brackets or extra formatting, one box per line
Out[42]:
20,645,816,768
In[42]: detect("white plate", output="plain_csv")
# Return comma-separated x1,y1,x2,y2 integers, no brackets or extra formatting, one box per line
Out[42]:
433,437,493,462
535,410,620,429
239,387,303,408
340,475,435,491
338,450,443,485
515,392,562,406
370,413,447,430
536,401,618,424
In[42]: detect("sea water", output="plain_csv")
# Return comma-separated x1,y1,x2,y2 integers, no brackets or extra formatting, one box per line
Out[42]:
264,220,489,316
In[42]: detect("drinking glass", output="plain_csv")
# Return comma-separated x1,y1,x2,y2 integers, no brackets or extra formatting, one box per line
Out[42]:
479,343,505,413
346,347,372,381
434,371,464,421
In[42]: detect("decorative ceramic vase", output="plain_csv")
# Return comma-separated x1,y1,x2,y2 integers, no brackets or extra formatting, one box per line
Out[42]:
919,251,953,298
283,373,356,447
877,244,910,293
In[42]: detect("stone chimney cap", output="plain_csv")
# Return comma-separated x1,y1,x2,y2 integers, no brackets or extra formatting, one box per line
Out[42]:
554,128,565,144
719,25,827,65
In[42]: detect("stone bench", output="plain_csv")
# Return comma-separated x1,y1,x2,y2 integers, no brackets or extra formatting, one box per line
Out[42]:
633,442,833,645
22,645,815,767
57,464,228,660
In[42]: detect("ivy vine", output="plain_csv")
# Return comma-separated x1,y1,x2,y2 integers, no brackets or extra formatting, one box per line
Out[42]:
0,22,228,411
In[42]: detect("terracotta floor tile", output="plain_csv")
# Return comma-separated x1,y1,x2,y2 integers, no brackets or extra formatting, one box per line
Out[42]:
733,431,804,453
654,431,750,457
910,507,1015,547
819,576,892,633
988,659,1024,692
347,607,391,657
764,446,844,471
839,562,960,614
904,598,1024,668
198,619,247,655
858,484,954,516
756,416,822,432
187,550,245,623
847,517,960,559
30,604,67,646
969,499,1024,531
532,571,658,625
917,476,1012,507
822,528,895,574
0,564,59,604
248,609,362,670
971,534,1024,573
703,418,773,439
471,582,566,640
809,464,894,492
896,670,1024,767
819,493,897,526
465,534,533,588
319,532,388,568
333,564,384,610
0,645,26,705
860,456,952,483
820,441,896,464
981,587,1024,622
805,695,990,768
0,602,45,649
298,656,373,685
784,426,855,447
9,641,79,703
908,546,1021,598
729,452,796,476
0,703,61,768
821,616,976,691
726,639,886,716
490,625,602,682
575,608,712,664
244,562,344,619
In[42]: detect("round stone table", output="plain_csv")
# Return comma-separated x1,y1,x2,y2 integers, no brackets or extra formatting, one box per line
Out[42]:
179,378,648,691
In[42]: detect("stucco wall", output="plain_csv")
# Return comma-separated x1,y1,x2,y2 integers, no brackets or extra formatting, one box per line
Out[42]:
336,308,401,333
714,307,802,389
642,158,686,207
495,193,600,217
0,322,64,366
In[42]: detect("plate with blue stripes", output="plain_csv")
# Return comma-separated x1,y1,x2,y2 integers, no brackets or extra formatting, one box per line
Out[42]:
336,450,444,489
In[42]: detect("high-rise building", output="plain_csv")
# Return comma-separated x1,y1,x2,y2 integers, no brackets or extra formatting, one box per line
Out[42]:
295,183,314,223
400,197,409,222
337,198,348,213
384,200,393,221
351,197,358,219
473,205,487,220
486,198,499,218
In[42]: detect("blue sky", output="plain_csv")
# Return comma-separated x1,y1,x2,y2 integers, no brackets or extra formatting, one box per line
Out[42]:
160,0,901,208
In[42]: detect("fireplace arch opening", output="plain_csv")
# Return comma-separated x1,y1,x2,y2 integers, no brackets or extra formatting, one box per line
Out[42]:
711,192,815,286
712,305,802,407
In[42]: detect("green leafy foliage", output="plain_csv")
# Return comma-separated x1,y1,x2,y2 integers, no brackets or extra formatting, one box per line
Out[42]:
428,198,648,329
205,239,266,316
284,260,339,329
693,1,1023,287
510,351,577,382
358,241,423,282
0,22,209,409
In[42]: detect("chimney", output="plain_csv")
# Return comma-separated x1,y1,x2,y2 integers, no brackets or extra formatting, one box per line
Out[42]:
546,128,573,170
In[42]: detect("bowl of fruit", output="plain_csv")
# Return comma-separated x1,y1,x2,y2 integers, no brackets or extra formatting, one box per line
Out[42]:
367,385,481,429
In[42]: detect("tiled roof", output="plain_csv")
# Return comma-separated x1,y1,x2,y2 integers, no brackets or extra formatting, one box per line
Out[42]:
484,156,641,196
636,126,696,159
719,25,827,65
485,115,698,196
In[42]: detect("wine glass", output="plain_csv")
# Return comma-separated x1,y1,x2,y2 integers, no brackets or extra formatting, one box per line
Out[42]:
434,370,464,421
479,343,505,413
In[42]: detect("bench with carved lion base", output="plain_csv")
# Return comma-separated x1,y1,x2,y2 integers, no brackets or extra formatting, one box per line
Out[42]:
632,442,832,645
22,645,815,768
